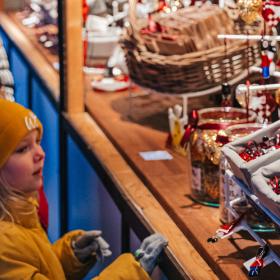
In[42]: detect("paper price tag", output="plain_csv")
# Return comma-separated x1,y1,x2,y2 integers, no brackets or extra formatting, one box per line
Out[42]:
139,150,173,161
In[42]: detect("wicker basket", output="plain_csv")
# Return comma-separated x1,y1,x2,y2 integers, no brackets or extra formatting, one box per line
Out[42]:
122,5,261,94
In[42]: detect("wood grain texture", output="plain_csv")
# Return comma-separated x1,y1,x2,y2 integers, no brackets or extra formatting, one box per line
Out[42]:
0,12,59,100
65,111,218,280
85,87,280,279
64,1,84,113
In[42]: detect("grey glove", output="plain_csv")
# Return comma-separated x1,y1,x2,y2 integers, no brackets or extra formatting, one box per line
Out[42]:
135,233,168,275
72,230,112,263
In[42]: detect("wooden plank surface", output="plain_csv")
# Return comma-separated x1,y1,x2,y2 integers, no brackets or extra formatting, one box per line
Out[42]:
65,112,219,280
85,84,280,279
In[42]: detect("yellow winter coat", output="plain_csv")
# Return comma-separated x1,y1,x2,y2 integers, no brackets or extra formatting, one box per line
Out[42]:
0,198,150,280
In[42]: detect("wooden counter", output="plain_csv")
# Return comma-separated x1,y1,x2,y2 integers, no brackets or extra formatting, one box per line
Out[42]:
84,86,280,280
1,11,280,280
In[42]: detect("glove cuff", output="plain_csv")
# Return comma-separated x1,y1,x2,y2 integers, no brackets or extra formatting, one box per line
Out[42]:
134,249,145,261
71,239,77,250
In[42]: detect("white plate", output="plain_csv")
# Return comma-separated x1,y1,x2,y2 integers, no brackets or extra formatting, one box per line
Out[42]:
91,78,129,92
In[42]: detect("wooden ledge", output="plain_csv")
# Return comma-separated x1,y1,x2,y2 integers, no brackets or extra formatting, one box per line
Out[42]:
64,111,218,280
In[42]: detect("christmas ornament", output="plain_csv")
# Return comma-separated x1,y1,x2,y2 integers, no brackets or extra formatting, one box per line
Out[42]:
261,39,270,79
262,1,280,28
237,0,262,24
167,104,188,155
235,84,277,123
207,214,245,243
249,245,269,277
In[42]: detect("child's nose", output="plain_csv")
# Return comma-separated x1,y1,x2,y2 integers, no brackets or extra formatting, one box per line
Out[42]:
34,145,45,162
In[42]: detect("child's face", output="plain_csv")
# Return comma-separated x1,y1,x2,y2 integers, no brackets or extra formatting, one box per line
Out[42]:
1,130,45,194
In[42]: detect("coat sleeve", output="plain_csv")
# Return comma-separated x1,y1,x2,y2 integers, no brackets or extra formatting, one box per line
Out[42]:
93,253,151,280
52,229,96,280
0,228,49,280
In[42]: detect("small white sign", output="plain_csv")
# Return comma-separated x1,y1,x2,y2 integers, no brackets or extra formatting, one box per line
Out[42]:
139,151,173,161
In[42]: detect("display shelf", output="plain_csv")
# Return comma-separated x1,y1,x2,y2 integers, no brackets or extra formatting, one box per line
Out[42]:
229,171,280,228
85,86,280,279
219,170,280,276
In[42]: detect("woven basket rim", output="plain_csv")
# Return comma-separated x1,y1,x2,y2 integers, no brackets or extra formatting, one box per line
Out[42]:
123,31,258,66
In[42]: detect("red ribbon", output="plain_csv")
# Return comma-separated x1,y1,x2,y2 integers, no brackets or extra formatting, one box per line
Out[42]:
180,110,198,148
263,1,280,6
180,109,240,148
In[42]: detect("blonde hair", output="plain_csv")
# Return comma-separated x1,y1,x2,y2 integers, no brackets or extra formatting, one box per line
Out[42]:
0,171,36,223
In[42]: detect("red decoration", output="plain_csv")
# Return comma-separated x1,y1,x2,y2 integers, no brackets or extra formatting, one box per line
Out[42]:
249,245,269,277
262,1,280,27
82,0,89,24
180,109,199,148
239,134,280,162
82,0,89,66
38,186,49,231
269,176,280,194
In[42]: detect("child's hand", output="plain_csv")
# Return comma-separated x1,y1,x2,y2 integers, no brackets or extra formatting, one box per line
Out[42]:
72,230,112,263
135,233,168,275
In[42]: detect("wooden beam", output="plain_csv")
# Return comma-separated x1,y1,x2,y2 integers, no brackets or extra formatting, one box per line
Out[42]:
63,1,84,113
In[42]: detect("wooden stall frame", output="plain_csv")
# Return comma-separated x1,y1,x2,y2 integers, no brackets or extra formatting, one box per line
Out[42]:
0,1,221,279
59,0,84,114
57,1,219,279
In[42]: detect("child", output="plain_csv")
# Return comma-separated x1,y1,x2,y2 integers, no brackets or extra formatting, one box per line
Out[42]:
0,99,167,280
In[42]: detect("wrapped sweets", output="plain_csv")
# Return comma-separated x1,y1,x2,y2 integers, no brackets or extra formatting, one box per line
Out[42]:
189,107,256,206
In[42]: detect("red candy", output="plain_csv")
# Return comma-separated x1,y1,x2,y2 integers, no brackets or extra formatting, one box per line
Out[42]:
238,134,280,162
269,176,280,195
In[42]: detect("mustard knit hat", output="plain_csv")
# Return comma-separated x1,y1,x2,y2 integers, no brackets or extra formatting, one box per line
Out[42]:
0,99,43,168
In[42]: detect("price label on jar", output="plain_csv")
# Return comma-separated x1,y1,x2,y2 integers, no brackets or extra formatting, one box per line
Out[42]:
192,167,202,191
228,179,243,200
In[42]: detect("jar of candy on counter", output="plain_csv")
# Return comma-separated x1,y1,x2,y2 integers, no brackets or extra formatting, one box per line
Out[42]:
190,107,256,207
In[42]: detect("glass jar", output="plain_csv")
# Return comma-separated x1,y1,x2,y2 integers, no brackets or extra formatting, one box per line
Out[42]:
219,123,275,232
190,107,256,207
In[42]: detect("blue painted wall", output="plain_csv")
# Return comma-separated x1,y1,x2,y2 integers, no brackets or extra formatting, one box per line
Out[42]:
0,29,9,51
31,76,60,241
67,136,122,279
9,48,29,106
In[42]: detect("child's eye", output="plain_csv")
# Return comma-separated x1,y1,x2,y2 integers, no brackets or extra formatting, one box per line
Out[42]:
16,145,29,153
